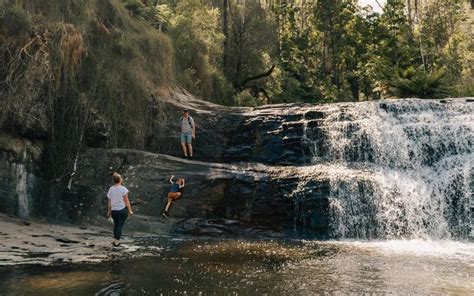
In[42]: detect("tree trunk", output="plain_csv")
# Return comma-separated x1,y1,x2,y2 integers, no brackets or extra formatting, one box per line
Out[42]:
236,26,244,84
223,0,229,68
407,0,413,27
419,35,426,71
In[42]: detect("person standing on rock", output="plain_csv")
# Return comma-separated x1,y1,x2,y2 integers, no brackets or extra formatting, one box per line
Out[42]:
180,110,195,158
162,175,185,218
107,172,134,246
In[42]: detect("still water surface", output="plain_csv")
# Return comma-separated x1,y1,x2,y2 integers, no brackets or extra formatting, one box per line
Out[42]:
1,239,473,295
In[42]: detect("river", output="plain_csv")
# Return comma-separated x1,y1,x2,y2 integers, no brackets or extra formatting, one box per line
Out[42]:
1,238,473,294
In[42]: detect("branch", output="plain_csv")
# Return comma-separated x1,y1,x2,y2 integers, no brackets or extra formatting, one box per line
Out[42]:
240,64,276,89
374,0,384,10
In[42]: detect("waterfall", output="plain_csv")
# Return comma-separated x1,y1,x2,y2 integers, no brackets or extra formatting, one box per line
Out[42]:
302,99,473,239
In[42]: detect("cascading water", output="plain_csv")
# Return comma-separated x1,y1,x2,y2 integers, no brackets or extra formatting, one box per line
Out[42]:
301,99,473,240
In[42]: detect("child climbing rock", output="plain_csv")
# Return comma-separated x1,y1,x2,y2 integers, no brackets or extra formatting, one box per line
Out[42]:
162,175,185,218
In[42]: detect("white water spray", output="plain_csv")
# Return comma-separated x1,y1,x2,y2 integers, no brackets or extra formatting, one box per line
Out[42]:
302,99,473,239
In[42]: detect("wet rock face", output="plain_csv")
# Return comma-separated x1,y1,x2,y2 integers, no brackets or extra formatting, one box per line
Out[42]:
143,91,325,166
82,91,329,166
51,148,332,237
0,151,23,216
141,109,245,164
61,149,299,231
174,218,285,238
223,113,311,165
220,106,327,165
0,135,44,219
66,149,341,238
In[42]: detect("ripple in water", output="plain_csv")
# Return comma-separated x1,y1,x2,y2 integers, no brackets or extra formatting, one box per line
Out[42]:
1,239,473,294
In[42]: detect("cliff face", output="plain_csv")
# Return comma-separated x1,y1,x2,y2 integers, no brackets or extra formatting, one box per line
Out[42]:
0,90,334,237
1,95,472,240
50,147,332,237
64,149,296,230
143,88,320,165
0,135,44,219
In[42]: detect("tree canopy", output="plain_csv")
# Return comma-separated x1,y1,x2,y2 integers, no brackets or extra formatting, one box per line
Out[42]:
124,0,473,105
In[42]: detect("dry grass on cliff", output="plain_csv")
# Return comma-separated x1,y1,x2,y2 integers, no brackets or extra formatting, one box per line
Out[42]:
0,0,174,177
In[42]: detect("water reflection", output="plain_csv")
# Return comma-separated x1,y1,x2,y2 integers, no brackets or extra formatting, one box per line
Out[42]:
1,239,473,295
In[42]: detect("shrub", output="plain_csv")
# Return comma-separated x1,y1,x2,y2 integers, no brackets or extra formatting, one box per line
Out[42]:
385,67,452,99
0,4,32,37
234,89,258,107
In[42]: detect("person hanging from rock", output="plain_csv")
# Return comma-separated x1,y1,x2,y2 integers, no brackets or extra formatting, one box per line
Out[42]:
180,110,196,158
107,172,133,246
162,175,185,218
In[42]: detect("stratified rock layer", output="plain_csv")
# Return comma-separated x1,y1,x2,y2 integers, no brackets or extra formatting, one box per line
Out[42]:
1,94,472,240
64,149,322,232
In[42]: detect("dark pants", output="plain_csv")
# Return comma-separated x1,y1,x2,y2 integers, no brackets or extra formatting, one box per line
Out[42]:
111,207,128,240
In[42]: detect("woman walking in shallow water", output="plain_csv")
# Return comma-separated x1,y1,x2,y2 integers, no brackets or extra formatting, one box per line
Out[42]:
107,172,133,246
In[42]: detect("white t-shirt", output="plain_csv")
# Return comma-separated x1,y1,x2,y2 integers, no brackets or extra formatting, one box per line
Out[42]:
107,185,129,211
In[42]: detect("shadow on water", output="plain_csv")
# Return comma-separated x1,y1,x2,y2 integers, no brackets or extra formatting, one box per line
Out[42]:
1,238,473,295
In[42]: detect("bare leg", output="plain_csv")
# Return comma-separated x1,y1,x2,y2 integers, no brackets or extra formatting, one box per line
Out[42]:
165,192,181,213
187,143,193,157
181,143,188,156
164,197,172,212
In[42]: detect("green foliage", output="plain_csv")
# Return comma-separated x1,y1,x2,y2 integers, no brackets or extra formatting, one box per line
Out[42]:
122,0,145,14
454,83,474,97
123,0,473,103
224,1,277,87
0,4,32,37
122,0,173,31
386,67,452,99
233,89,258,107
170,0,231,103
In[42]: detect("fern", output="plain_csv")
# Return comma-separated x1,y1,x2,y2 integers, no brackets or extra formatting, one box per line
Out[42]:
387,67,452,99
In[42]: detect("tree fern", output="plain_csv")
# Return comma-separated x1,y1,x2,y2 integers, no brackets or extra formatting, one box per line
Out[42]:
387,67,452,99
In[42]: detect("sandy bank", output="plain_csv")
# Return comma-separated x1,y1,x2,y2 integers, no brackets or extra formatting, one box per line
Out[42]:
0,214,172,266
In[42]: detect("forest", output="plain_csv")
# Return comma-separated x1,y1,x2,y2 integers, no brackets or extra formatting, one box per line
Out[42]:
124,0,474,105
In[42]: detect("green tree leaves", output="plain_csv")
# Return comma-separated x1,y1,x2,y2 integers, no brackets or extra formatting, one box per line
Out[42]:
386,67,452,99
120,0,474,102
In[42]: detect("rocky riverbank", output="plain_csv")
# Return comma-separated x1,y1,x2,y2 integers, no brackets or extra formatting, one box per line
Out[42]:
0,212,288,266
0,212,195,266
